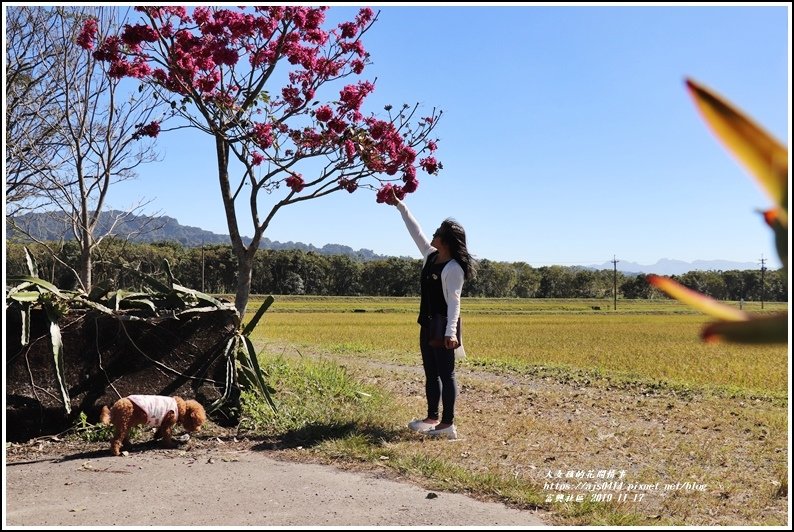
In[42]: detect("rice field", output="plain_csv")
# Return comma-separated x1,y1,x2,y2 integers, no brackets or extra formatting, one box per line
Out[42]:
245,296,789,398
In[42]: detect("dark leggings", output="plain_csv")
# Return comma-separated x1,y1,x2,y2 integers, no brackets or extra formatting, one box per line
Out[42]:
419,326,457,424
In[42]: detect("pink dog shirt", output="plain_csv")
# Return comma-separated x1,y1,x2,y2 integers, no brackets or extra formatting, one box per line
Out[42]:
128,395,178,427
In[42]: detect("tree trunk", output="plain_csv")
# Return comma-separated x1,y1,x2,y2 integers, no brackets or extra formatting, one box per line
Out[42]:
234,252,254,318
79,239,92,290
214,135,252,318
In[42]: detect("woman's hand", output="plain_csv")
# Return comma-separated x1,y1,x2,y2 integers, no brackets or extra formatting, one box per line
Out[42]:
444,336,459,350
389,187,401,206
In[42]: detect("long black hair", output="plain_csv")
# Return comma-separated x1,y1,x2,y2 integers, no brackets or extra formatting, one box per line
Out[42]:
437,218,477,281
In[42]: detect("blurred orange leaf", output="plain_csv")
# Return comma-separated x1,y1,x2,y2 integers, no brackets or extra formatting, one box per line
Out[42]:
647,274,748,321
685,78,788,224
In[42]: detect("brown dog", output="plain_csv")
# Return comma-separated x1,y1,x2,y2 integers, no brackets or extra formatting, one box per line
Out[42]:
99,395,206,456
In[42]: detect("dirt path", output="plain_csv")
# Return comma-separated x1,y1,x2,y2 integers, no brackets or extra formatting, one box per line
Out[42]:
5,442,545,526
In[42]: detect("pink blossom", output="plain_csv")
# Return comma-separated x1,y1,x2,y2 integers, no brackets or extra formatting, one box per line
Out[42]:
315,106,333,122
327,118,347,134
251,152,264,166
152,69,168,84
339,81,374,112
254,15,279,40
209,9,256,40
402,178,418,193
144,6,189,23
286,173,304,192
127,57,152,78
339,40,366,57
305,8,327,30
399,146,417,165
252,123,274,149
286,7,308,29
282,86,302,108
196,71,220,93
338,178,357,193
122,24,159,47
287,44,318,69
108,61,133,79
305,29,328,45
207,91,236,109
250,48,276,67
338,22,357,39
133,121,160,140
315,58,343,77
193,6,211,25
77,18,98,50
300,129,323,149
344,140,356,161
427,140,438,152
264,6,285,20
420,156,441,175
356,8,375,27
369,120,388,140
213,47,239,66
376,183,404,205
92,35,122,62
159,22,174,38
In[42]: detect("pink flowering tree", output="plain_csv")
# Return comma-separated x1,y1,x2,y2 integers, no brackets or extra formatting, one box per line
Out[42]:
84,6,442,316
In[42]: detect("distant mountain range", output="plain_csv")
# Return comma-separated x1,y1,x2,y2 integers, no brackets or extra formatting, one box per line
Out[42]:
586,258,763,275
7,211,764,272
6,210,389,261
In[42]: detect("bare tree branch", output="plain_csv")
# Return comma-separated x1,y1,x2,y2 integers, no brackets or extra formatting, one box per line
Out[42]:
6,6,167,290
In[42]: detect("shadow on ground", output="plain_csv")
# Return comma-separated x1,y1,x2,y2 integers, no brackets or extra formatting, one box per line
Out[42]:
250,420,404,451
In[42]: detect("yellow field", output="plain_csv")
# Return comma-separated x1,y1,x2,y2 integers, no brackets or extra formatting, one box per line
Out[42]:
245,296,789,397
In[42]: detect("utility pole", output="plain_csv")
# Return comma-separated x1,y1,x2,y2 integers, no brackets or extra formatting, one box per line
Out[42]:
201,241,206,293
759,255,766,310
611,255,619,310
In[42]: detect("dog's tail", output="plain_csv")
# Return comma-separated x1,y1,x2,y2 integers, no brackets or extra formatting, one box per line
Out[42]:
99,405,111,425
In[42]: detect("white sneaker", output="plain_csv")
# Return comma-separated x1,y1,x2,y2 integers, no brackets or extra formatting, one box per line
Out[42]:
425,424,458,440
408,419,438,433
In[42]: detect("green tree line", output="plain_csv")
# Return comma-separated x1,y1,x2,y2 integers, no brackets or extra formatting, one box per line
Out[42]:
6,239,787,302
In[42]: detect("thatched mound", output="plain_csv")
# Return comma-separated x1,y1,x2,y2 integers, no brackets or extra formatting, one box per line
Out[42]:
6,307,240,441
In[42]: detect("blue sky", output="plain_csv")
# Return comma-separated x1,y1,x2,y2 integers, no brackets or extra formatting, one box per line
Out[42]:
105,4,790,269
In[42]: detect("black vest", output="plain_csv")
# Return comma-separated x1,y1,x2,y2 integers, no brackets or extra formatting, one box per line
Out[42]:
418,251,449,326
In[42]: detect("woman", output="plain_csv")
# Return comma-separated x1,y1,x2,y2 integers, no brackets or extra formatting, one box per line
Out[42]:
393,196,476,439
